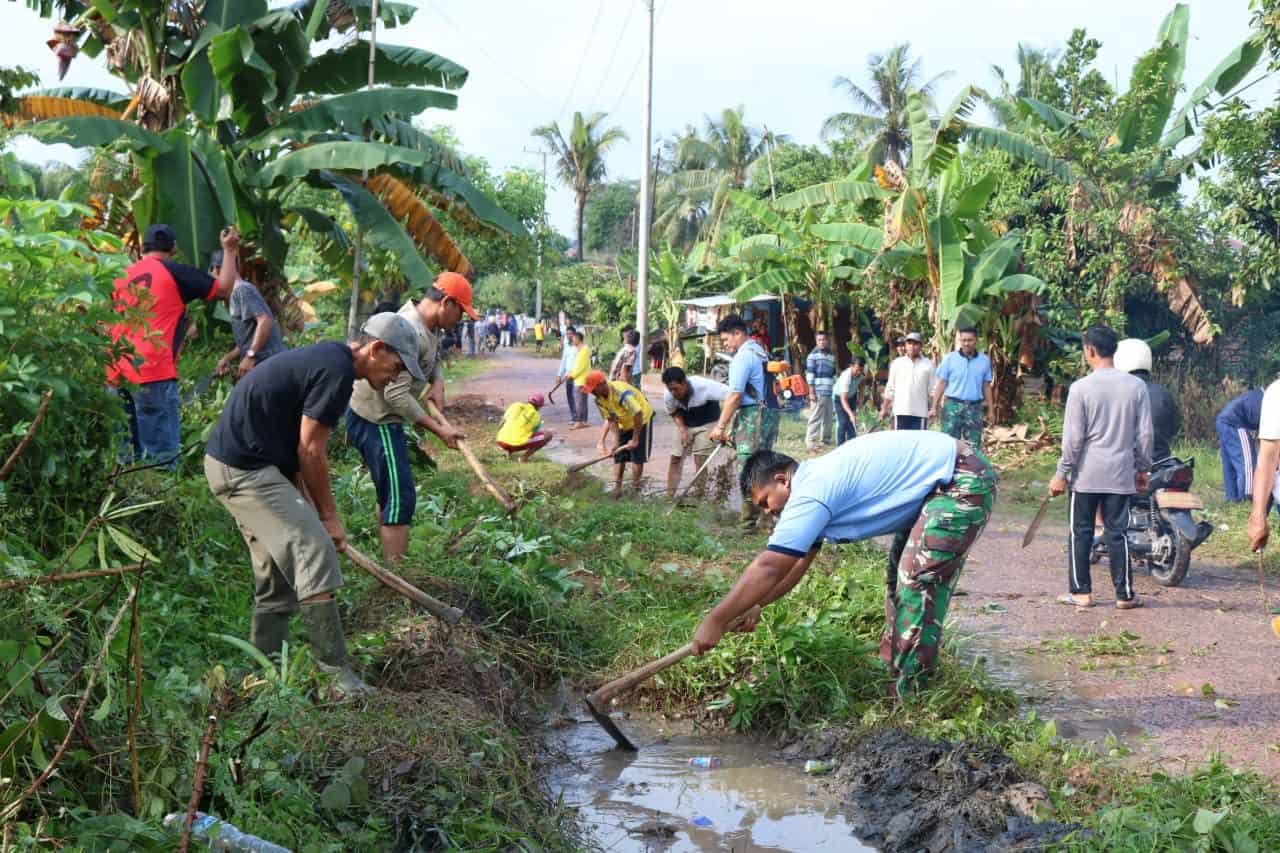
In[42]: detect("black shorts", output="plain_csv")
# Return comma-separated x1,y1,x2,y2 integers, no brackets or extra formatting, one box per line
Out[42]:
614,420,654,465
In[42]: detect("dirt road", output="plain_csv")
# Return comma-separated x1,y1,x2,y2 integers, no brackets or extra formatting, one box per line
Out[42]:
454,348,1280,781
453,347,735,499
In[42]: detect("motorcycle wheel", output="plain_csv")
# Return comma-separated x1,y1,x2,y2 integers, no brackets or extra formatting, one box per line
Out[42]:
1149,532,1191,587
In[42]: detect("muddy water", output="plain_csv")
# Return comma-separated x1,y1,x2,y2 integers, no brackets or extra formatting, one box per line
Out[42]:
548,712,874,852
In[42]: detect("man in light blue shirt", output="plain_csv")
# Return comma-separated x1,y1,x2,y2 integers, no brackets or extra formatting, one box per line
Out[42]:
690,431,997,696
557,325,581,424
709,314,778,529
930,327,994,447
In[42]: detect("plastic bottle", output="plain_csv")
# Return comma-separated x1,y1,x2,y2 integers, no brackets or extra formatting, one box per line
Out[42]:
163,812,292,852
803,759,834,776
688,756,721,769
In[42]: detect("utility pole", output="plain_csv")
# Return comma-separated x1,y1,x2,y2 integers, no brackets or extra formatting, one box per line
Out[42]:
523,145,548,319
347,0,380,338
634,0,655,372
762,122,790,361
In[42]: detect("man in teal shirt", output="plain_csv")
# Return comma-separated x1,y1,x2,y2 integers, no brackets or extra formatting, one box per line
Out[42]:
691,431,997,696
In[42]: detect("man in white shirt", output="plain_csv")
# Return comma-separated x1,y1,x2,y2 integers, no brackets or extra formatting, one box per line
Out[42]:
1247,378,1280,553
662,366,729,499
879,332,935,430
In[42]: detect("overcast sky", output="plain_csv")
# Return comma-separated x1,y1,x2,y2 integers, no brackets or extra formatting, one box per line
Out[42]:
3,0,1270,236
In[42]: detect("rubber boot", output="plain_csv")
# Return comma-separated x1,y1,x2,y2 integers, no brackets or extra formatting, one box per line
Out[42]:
250,611,291,659
300,599,374,697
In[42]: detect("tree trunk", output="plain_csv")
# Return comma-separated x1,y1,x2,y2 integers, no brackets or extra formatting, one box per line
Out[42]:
576,191,587,261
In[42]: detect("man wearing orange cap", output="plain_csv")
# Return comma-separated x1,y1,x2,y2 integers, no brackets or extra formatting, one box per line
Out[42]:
584,370,655,497
346,272,475,563
497,393,554,462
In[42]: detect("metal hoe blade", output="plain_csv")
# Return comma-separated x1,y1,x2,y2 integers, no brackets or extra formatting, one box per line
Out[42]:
583,697,637,751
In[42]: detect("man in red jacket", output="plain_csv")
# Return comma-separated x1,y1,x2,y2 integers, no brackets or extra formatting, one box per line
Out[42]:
107,223,240,467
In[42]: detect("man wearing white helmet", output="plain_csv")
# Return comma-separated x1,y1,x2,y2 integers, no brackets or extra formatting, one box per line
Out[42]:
1115,338,1180,462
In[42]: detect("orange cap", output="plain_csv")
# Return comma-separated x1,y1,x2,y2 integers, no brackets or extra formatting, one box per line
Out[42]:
436,271,479,319
581,370,608,393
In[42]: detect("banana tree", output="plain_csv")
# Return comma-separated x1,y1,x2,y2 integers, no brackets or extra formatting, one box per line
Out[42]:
648,244,713,368
9,0,525,316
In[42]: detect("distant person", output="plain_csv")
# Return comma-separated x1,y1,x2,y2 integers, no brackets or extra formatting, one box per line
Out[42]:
507,313,519,347
210,248,286,380
880,332,934,430
833,357,866,445
930,326,994,448
804,331,837,451
892,335,906,360
498,312,511,348
1216,389,1264,502
108,224,240,467
1115,338,1179,461
557,325,580,425
565,328,592,429
750,318,771,353
610,329,640,381
1049,325,1153,611
498,393,553,462
534,318,545,352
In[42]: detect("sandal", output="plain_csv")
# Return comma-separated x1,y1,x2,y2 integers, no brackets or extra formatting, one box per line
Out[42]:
1057,593,1093,608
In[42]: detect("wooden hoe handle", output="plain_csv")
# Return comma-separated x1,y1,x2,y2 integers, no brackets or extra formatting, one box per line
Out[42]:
344,544,463,626
424,400,517,513
587,644,695,707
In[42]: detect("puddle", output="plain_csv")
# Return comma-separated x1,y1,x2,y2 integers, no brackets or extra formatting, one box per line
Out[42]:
548,712,874,852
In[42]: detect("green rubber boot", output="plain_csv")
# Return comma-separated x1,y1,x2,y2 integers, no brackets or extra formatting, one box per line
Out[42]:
250,611,291,659
300,599,374,697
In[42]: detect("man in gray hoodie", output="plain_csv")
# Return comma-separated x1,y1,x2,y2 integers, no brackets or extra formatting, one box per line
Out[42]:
1049,325,1154,610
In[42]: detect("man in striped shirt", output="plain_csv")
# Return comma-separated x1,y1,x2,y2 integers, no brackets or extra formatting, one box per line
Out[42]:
805,331,837,451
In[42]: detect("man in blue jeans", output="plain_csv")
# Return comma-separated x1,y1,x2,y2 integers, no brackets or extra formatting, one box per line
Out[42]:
107,223,241,467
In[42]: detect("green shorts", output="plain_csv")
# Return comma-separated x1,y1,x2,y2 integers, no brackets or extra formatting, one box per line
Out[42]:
204,455,344,614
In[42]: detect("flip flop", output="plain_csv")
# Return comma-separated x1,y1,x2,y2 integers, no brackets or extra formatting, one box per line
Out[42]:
1115,598,1144,610
1057,594,1093,608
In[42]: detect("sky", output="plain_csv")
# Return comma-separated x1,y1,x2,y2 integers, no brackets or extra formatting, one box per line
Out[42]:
3,0,1271,237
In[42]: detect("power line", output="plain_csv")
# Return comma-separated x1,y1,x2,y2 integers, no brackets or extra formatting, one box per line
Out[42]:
557,0,608,120
424,0,559,114
587,0,637,109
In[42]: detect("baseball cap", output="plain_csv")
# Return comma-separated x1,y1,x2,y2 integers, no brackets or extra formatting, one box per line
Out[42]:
436,271,479,319
361,312,425,382
143,223,177,252
904,332,923,343
581,369,608,393
528,392,545,407
892,335,905,345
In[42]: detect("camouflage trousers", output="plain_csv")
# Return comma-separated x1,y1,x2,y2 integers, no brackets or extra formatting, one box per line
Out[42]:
882,442,997,696
941,398,985,448
734,406,782,527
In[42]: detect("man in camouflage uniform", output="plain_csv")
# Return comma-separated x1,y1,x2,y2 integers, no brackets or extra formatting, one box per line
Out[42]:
689,432,996,697
931,326,995,448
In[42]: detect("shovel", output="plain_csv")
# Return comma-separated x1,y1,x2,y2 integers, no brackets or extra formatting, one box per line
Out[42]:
344,544,464,626
584,613,750,751
665,441,730,516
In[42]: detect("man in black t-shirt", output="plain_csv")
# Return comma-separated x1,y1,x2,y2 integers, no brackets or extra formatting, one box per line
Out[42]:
204,313,423,696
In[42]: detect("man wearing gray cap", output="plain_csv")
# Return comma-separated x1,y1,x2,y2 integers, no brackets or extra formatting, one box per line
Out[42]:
880,332,935,430
203,313,420,697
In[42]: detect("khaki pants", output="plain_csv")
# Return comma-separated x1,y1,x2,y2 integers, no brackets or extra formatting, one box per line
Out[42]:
805,397,833,448
204,455,344,614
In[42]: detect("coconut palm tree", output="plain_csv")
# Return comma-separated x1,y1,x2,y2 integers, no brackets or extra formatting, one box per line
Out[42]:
820,43,950,166
531,110,628,261
654,106,786,247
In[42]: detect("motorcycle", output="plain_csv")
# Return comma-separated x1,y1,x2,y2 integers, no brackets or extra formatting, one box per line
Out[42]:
1091,455,1215,587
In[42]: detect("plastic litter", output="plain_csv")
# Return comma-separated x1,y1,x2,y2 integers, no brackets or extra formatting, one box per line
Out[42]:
803,760,834,775
688,756,721,769
163,812,292,852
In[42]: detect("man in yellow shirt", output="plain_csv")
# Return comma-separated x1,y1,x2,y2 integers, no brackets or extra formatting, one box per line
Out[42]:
583,369,655,497
567,328,592,429
534,319,545,352
497,393,552,461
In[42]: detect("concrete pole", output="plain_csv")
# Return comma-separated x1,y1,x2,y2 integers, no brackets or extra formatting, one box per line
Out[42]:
347,0,380,338
634,0,655,373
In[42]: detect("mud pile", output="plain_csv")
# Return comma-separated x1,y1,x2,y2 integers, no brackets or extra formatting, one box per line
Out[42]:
832,729,1080,852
